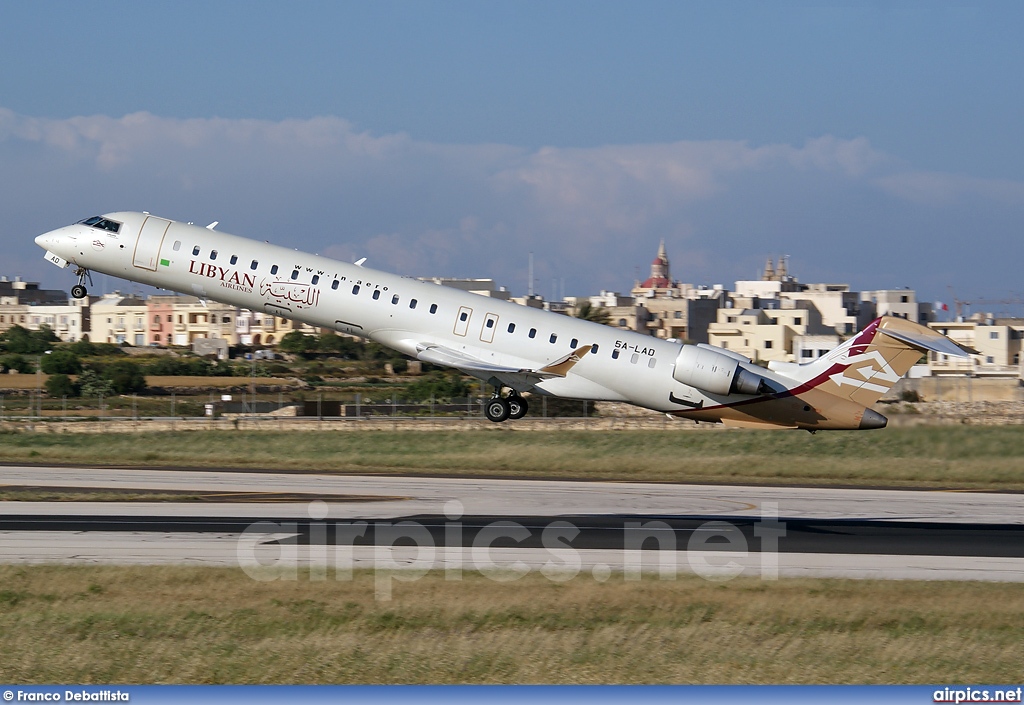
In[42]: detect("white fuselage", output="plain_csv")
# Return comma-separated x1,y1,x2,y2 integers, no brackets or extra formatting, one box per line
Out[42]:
36,212,745,412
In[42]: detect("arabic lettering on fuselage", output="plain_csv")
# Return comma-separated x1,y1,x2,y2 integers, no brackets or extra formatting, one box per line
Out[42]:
259,279,320,308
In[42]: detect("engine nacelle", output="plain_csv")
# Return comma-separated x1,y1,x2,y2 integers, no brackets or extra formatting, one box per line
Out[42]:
672,344,768,396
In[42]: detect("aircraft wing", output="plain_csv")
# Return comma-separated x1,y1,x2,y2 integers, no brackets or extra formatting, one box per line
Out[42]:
415,343,592,390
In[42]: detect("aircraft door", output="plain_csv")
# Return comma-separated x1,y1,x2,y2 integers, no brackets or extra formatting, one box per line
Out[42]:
480,312,499,343
454,306,473,337
133,216,171,271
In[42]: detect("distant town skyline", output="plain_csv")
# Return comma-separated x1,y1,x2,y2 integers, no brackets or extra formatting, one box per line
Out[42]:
2,2,1023,305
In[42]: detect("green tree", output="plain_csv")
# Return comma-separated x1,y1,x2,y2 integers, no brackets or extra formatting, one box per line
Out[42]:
278,330,318,354
77,369,114,397
405,372,471,401
70,337,123,358
574,302,612,325
0,354,33,374
317,333,360,357
45,373,80,398
41,349,83,375
0,325,56,354
101,360,147,395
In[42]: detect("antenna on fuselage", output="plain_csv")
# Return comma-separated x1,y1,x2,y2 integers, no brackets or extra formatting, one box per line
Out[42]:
354,258,366,267
206,221,219,230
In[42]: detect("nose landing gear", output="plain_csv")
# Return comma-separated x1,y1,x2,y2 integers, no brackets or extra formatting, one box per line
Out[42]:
70,267,93,299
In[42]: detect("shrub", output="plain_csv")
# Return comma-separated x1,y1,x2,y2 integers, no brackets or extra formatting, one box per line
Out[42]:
0,325,57,354
77,369,114,398
0,354,33,374
101,361,147,395
405,372,471,401
45,373,80,398
41,349,83,375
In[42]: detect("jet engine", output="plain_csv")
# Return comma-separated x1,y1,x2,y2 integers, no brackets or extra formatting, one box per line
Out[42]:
672,344,769,396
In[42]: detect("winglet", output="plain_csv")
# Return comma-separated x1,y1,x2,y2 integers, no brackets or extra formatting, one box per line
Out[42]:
206,221,219,230
540,345,592,377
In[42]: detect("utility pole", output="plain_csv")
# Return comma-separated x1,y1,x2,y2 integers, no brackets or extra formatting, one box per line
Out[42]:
528,252,534,298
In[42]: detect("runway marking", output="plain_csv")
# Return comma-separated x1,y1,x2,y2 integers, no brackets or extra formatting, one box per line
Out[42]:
0,485,411,503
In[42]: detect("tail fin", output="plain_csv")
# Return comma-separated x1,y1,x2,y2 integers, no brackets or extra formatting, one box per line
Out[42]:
769,316,971,407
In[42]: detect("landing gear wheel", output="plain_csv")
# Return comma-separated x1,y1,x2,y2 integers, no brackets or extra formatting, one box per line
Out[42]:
71,284,88,299
507,396,529,420
485,397,511,423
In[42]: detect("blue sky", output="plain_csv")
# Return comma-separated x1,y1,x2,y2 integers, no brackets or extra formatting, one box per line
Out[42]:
3,1,1023,309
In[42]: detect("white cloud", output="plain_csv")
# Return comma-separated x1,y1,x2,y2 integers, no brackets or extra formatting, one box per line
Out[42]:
874,170,1024,206
3,107,1023,298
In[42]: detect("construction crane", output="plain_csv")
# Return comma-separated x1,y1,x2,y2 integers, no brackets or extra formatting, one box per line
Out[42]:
946,286,1024,319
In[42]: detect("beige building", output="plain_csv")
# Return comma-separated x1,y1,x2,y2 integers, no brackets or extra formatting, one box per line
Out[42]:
778,283,873,335
927,317,1024,377
164,297,238,346
619,243,725,341
708,304,834,362
234,308,318,346
0,299,89,342
90,294,150,346
862,289,933,325
0,275,85,342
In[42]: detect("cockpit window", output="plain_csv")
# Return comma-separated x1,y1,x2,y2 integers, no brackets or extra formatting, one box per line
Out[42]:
78,216,121,234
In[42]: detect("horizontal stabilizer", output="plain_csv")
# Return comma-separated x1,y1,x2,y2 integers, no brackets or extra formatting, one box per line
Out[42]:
878,326,976,356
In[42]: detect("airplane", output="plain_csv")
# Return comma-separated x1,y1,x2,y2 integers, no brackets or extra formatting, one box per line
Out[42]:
35,212,971,430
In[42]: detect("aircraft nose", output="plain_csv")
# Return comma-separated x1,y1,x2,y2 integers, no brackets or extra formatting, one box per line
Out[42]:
35,233,51,248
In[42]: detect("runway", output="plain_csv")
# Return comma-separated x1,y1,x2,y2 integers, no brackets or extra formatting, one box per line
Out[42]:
2,464,1023,581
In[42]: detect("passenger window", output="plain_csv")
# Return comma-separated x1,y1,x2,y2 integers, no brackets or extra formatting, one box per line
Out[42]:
250,260,258,270
591,344,599,354
331,280,340,290
352,285,360,295
486,319,494,328
391,294,399,305
570,338,578,348
508,323,516,333
311,275,320,285
648,358,657,369
210,250,218,261
192,246,200,256
549,333,557,344
430,304,438,314
410,299,418,309
372,290,380,300
630,353,639,364
291,269,299,281
459,311,467,321
172,241,181,252
229,255,238,265
529,328,537,339
270,265,279,275
612,349,620,360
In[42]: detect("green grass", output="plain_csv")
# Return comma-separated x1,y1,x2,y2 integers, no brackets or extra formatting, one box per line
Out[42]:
1,426,1023,489
0,566,1021,683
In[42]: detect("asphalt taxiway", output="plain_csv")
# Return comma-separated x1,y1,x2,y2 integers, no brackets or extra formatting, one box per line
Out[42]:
1,464,1022,581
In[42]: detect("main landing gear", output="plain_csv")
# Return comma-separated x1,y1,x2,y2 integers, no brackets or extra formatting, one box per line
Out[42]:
485,388,529,423
71,267,93,299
